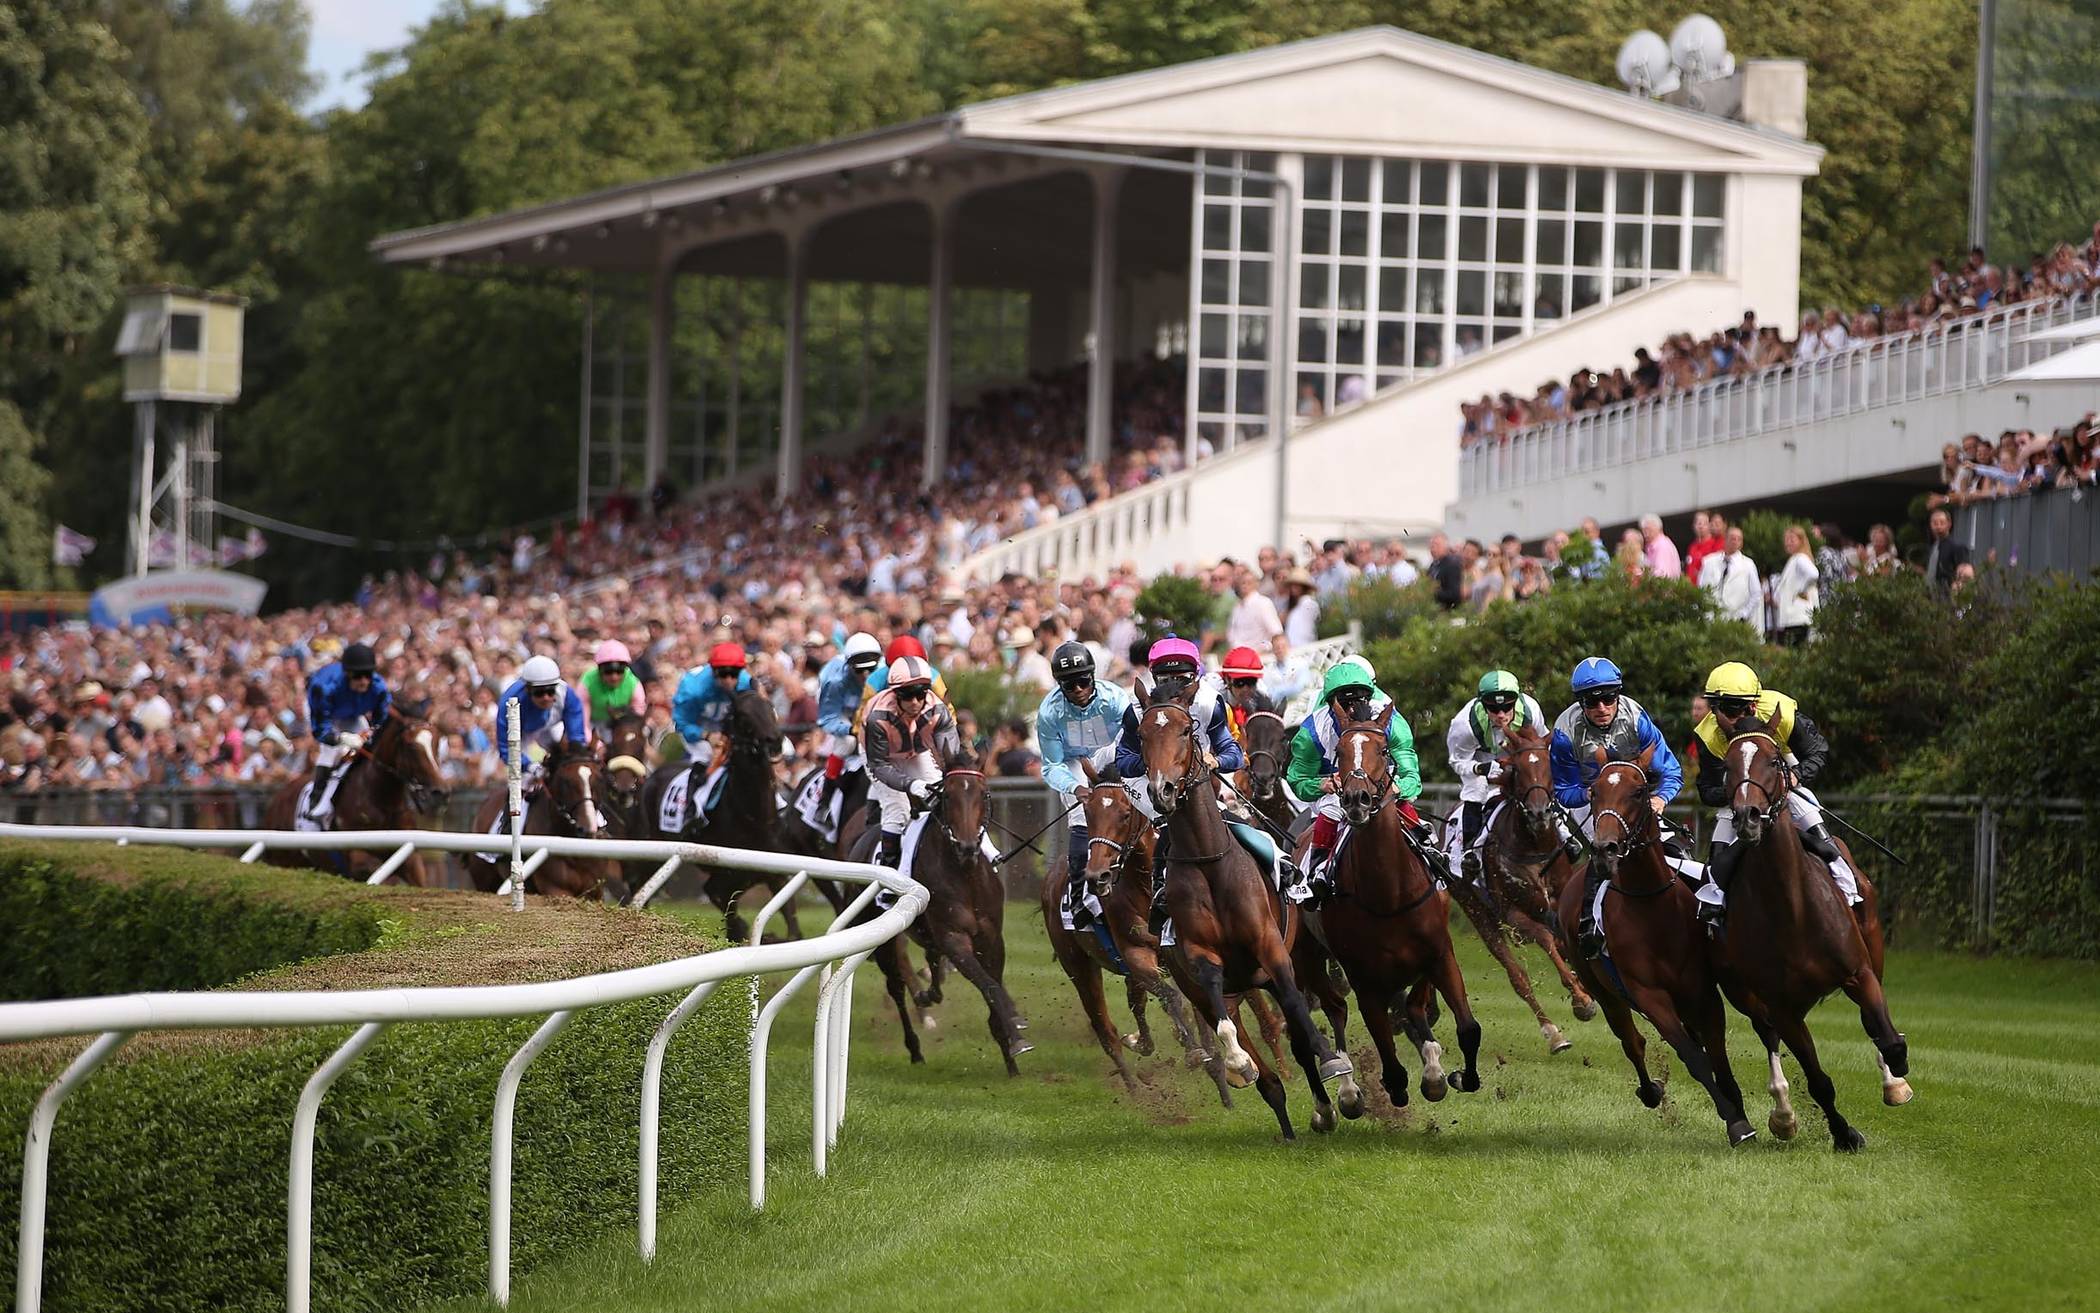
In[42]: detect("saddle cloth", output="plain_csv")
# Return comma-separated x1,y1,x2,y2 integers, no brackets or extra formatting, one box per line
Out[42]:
657,764,729,833
791,768,848,842
1159,818,1290,947
294,779,327,833
872,813,933,911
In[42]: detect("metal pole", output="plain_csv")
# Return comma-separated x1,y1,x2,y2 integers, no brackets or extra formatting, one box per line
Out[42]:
134,401,155,576
489,1011,572,1306
577,283,594,521
1969,0,1998,253
507,700,525,912
1269,168,1297,554
288,1022,388,1313
17,1030,131,1313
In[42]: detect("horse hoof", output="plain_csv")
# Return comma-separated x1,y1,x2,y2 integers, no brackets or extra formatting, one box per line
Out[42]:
1311,1105,1337,1134
1452,1070,1481,1094
1319,1054,1355,1082
1009,1038,1035,1058
909,1051,925,1065
1226,1060,1258,1089
1884,1036,1909,1079
1542,1024,1572,1054
1572,998,1599,1022
1120,1032,1144,1053
1186,1050,1210,1070
1013,1016,1030,1031
1883,1078,1914,1107
1834,1127,1867,1153
920,1014,938,1031
1421,1073,1448,1103
1338,1085,1365,1120
1727,1121,1758,1148
1769,1109,1798,1141
1636,1081,1664,1109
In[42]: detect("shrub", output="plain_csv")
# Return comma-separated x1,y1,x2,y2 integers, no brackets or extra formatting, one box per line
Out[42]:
1322,575,1439,642
1736,508,1810,575
1133,573,1213,645
944,666,1038,732
0,843,745,1312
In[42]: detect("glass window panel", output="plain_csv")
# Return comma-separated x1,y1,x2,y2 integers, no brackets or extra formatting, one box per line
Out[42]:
1493,271,1525,317
1337,263,1367,310
1336,317,1366,366
1454,322,1485,358
1413,330,1443,368
1201,258,1231,305
1305,156,1333,200
1614,222,1646,270
1240,205,1273,253
1534,274,1565,320
1538,166,1569,210
1377,373,1403,391
1199,312,1229,358
1339,209,1369,257
1298,316,1332,363
1460,162,1490,207
1296,372,1329,416
1692,174,1724,217
1237,314,1268,359
1691,226,1724,272
1572,274,1602,312
1573,220,1603,268
1614,273,1646,295
1418,161,1448,205
1651,224,1682,272
1376,320,1408,366
1418,213,1448,259
1615,170,1646,215
1493,324,1521,344
1302,209,1333,255
1495,217,1524,262
1653,171,1684,216
1199,420,1226,446
1380,211,1411,259
1245,153,1275,197
1575,168,1606,213
1456,270,1486,315
1203,155,1232,195
1239,258,1271,307
1459,216,1488,261
1379,266,1409,311
1203,204,1232,251
1342,157,1371,202
1236,368,1267,413
1299,261,1332,309
1415,270,1445,314
1382,160,1413,205
1198,367,1227,412
1536,218,1567,265
1497,164,1528,207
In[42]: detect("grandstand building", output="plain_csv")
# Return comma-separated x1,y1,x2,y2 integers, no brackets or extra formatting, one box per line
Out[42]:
373,26,1819,574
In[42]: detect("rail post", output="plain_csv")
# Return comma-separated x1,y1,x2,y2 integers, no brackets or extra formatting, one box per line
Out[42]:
507,699,525,912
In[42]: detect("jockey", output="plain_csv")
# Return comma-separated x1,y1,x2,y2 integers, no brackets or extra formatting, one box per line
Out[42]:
579,639,646,734
1285,663,1429,900
302,642,390,823
858,633,949,722
1444,669,1547,886
1115,636,1246,934
1211,646,1278,744
814,631,885,809
860,655,964,872
1693,661,1854,933
1548,656,1684,958
673,642,754,768
497,654,587,796
1038,640,1134,928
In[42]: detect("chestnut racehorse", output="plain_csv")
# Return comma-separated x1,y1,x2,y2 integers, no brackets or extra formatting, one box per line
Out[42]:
1557,748,1756,1147
464,739,625,899
1712,722,1910,1151
1137,683,1353,1140
262,699,447,884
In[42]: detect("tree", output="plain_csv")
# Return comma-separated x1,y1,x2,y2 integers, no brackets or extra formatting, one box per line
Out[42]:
0,402,55,588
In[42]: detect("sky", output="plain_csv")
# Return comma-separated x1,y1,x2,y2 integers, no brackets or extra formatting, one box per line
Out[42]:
304,0,524,111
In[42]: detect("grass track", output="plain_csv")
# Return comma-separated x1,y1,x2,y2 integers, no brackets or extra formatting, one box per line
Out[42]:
427,903,2100,1313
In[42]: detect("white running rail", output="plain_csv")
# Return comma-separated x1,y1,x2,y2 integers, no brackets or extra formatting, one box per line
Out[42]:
0,822,924,1313
1460,291,2100,497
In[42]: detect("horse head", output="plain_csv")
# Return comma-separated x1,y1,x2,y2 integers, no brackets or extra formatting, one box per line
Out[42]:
1587,744,1657,876
374,696,447,814
545,739,609,839
935,750,988,853
729,686,783,763
1078,759,1150,898
1500,721,1557,836
601,714,651,822
1133,680,1204,815
1240,710,1290,801
1335,705,1395,827
1724,712,1791,847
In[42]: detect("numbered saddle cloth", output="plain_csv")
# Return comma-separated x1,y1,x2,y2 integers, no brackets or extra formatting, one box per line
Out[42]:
657,763,729,834
791,768,848,842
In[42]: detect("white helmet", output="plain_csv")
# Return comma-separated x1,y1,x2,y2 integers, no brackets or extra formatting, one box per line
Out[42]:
520,655,562,688
843,631,883,670
886,655,934,691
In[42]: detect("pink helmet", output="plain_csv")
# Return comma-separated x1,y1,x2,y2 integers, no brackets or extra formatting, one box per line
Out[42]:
1147,636,1201,670
594,639,632,666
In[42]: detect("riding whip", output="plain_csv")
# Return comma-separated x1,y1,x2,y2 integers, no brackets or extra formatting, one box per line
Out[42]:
990,795,1084,867
1817,806,1908,867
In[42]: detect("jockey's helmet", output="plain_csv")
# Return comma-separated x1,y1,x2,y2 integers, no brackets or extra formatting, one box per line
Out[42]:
1320,663,1378,717
342,643,377,676
1477,669,1521,711
1050,641,1095,687
708,642,748,671
520,654,562,691
843,631,883,672
884,634,927,664
1221,646,1265,680
1569,656,1624,695
593,639,631,667
887,655,934,693
1704,661,1763,716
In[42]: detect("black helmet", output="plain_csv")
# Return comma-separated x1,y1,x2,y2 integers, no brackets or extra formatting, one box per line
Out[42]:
342,643,377,675
1051,642,1095,685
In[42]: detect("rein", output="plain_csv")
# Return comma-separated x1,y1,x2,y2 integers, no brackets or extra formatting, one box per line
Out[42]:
1726,731,1792,825
1591,761,1675,898
356,720,439,812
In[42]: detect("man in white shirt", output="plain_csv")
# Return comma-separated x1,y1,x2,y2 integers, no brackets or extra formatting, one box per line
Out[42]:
1226,568,1285,652
1701,526,1763,630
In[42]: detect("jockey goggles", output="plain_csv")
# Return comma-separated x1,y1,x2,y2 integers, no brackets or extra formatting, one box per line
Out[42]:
1334,687,1374,715
1481,693,1518,712
1712,694,1758,717
1057,672,1095,694
529,684,561,700
1578,687,1621,709
1228,676,1260,690
597,661,627,677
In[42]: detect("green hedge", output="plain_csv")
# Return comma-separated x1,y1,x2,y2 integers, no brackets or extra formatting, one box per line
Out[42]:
0,844,748,1312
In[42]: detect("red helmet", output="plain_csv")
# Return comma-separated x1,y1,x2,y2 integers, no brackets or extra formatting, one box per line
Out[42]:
1221,646,1265,679
708,642,747,670
884,634,926,663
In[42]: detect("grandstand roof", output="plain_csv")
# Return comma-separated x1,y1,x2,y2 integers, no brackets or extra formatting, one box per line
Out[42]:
370,25,1822,278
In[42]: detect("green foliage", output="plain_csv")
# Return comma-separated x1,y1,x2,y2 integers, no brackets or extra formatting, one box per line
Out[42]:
1956,575,2100,798
0,401,56,589
1134,573,1213,644
1734,508,1809,576
0,842,745,1311
944,665,1038,730
1322,574,1439,642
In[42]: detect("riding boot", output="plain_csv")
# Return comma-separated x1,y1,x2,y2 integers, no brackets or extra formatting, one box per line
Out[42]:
1800,822,1845,867
1576,863,1607,959
1698,840,1744,936
1146,836,1172,938
1065,826,1092,930
1460,847,1485,889
309,764,343,822
876,830,904,872
1303,847,1334,903
1561,819,1587,865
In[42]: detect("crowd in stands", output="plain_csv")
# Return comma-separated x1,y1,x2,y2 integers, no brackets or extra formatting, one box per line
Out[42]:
1461,224,2100,448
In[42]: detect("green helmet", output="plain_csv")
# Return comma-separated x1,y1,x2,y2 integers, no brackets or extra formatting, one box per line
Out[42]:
1477,670,1521,697
1335,654,1377,682
1320,663,1377,704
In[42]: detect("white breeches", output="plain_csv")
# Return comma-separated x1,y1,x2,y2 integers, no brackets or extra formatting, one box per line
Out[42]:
1711,787,1824,847
1456,766,1500,805
1309,794,1346,824
684,736,717,767
315,741,351,771
827,731,858,758
869,752,940,832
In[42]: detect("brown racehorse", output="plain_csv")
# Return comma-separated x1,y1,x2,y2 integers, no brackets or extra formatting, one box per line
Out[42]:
1711,723,1910,1151
1137,684,1353,1140
262,699,447,884
638,687,804,942
598,712,653,838
464,740,625,899
851,757,1030,1072
1313,708,1483,1112
1445,722,1597,1054
1557,747,1756,1147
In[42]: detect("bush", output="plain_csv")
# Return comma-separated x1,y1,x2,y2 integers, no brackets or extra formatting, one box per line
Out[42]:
0,843,745,1312
1322,575,1439,642
1736,508,1810,575
1133,573,1212,645
944,666,1038,732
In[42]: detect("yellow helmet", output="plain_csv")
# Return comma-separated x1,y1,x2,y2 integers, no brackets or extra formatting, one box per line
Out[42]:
1703,661,1762,700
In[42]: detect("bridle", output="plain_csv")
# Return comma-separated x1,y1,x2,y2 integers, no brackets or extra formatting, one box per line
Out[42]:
357,716,442,814
929,767,988,851
1083,791,1153,893
1142,701,1212,816
1240,710,1287,794
1335,724,1393,826
1589,760,1658,865
543,753,604,838
728,690,782,762
1725,730,1792,828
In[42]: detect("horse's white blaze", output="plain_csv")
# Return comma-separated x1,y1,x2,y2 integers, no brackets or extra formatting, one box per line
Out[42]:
576,766,603,834
413,727,440,777
1151,708,1173,730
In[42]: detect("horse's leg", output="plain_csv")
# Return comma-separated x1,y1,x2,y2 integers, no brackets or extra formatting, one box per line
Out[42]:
873,937,924,1064
1244,989,1289,1069
1164,955,1236,1108
1750,1015,1798,1141
1293,938,1351,1052
1771,1009,1865,1152
1839,968,1913,1105
1626,986,1755,1146
1458,889,1565,1054
1346,970,1408,1114
399,850,432,889
1514,906,1599,1022
1399,979,1447,1101
1591,980,1663,1109
1248,927,1343,1135
915,950,948,1008
1056,935,1134,1089
1121,977,1155,1056
1187,953,1260,1091
1695,986,1751,1137
935,931,1027,1076
1428,943,1485,1094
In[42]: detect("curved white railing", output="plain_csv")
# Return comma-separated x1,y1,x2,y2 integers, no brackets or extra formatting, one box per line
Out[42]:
0,822,924,1313
1460,291,2100,497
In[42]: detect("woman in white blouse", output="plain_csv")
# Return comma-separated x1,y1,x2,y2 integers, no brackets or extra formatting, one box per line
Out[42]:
1775,524,1821,647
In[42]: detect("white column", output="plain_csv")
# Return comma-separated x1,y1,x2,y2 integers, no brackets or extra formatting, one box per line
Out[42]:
643,263,672,491
776,231,810,502
1086,168,1125,468
922,200,954,490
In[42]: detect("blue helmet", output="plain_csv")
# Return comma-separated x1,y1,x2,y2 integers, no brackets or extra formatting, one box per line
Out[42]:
1569,656,1624,694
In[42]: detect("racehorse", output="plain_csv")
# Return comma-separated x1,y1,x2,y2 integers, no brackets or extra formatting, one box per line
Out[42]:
1557,747,1756,1147
1137,682,1354,1140
1445,722,1597,1054
598,711,653,838
1712,721,1910,1151
464,739,625,900
638,687,804,942
1238,710,1297,836
1314,708,1483,1112
262,697,447,884
850,756,1030,1073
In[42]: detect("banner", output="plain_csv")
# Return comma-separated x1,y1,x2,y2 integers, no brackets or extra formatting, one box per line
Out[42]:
215,528,268,567
51,525,96,567
91,570,268,626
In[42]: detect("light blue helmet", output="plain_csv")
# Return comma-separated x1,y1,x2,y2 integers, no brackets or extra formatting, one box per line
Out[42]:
1569,656,1624,694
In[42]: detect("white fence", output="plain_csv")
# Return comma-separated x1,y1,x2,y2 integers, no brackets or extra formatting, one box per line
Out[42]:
0,822,925,1313
1459,291,2100,497
957,469,1199,583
